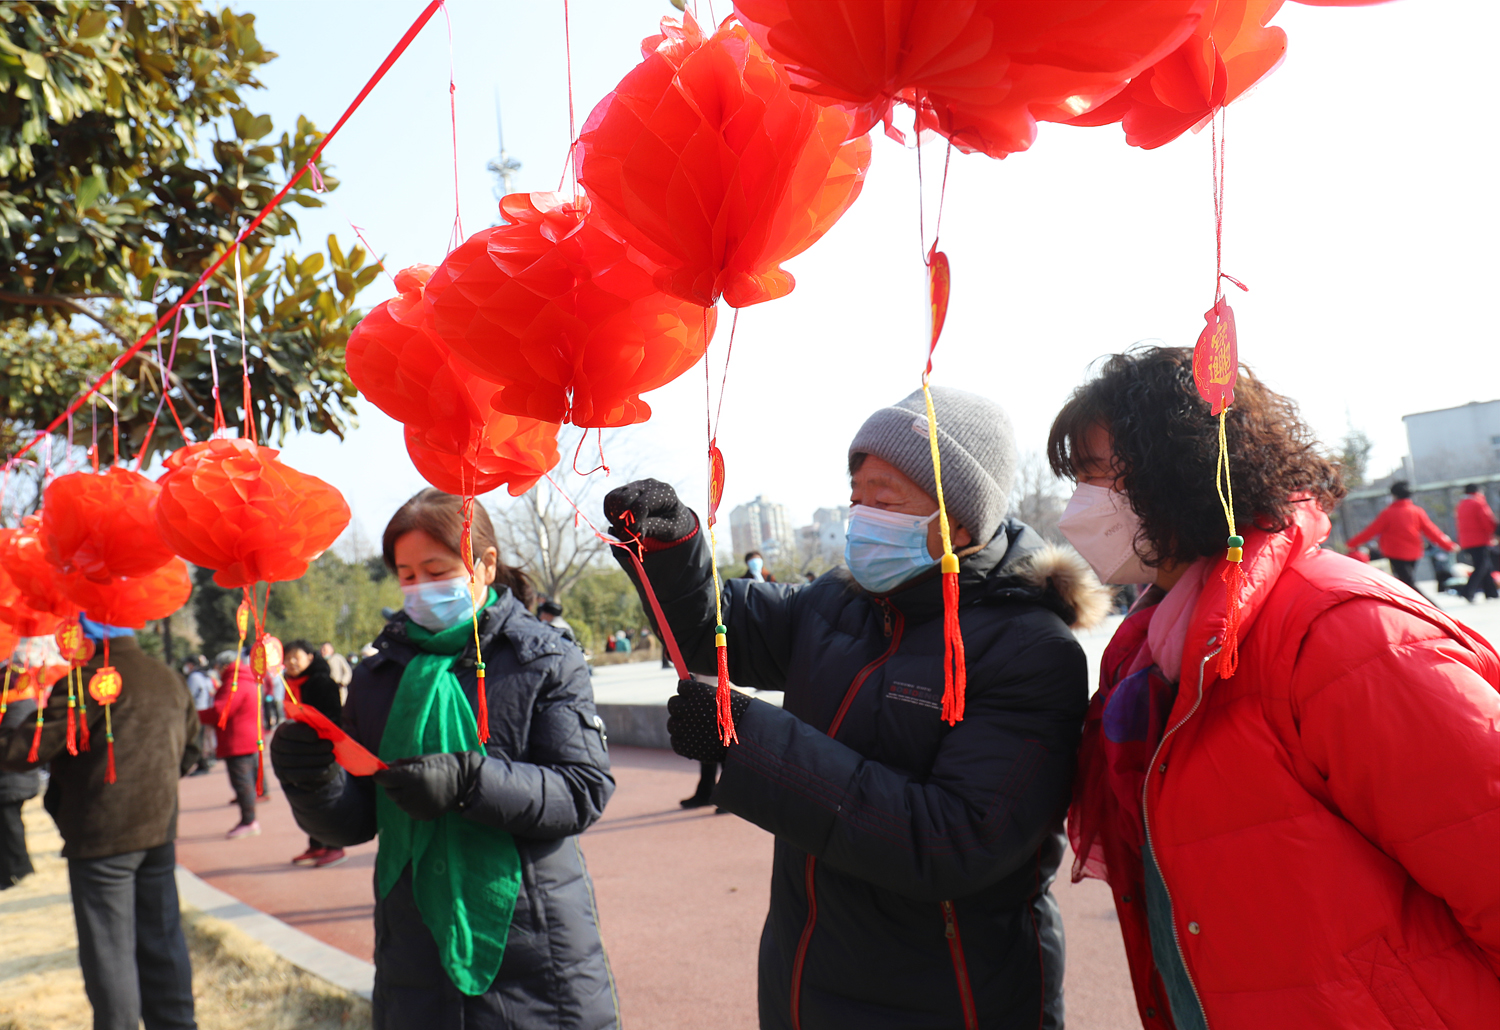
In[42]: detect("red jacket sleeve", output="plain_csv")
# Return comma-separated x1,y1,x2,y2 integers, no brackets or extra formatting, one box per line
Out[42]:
1345,507,1388,549
1417,508,1457,551
1292,599,1500,973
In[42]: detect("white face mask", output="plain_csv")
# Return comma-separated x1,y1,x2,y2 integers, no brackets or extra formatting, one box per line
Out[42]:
1056,484,1156,585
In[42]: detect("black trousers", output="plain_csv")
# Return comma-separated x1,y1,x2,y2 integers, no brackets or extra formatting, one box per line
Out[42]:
0,801,32,888
1461,546,1500,599
68,841,196,1030
225,753,258,825
1388,558,1429,599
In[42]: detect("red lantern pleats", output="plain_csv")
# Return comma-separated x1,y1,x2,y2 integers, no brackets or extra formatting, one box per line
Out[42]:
153,438,351,588
428,193,717,428
733,1,1207,159
59,558,192,630
404,410,561,498
577,13,872,308
0,531,64,639
42,468,176,581
0,517,76,622
1065,0,1285,149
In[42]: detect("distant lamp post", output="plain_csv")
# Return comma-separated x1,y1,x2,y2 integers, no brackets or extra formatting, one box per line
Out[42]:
487,90,522,202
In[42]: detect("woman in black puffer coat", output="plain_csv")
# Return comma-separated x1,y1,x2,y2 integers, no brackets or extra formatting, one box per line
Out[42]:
272,491,618,1030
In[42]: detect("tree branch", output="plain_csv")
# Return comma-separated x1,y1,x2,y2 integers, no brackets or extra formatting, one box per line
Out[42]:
0,290,132,342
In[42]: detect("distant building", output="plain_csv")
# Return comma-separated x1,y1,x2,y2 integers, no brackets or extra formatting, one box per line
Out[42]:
729,495,795,560
811,506,848,562
1403,400,1500,483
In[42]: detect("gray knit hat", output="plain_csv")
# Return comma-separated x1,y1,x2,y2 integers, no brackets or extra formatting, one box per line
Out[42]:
848,386,1017,545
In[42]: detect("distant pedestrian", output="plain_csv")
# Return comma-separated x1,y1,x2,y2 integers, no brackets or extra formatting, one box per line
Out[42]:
0,656,41,889
739,550,774,582
210,650,263,839
280,640,346,869
321,641,353,689
802,570,815,584
536,599,577,643
1346,480,1458,600
614,629,631,654
262,667,284,730
184,655,217,774
1456,483,1499,601
0,617,200,1030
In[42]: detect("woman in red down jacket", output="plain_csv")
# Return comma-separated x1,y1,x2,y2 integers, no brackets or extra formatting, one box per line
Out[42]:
1047,346,1499,1030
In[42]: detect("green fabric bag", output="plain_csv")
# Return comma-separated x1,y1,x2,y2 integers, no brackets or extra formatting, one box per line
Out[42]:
376,590,522,996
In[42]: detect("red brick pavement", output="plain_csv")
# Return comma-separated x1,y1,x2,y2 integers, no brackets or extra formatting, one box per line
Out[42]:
176,745,1136,1029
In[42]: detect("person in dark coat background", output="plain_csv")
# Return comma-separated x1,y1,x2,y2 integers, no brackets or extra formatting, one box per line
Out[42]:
0,655,42,889
0,617,200,1030
271,489,618,1030
281,639,347,868
606,386,1108,1030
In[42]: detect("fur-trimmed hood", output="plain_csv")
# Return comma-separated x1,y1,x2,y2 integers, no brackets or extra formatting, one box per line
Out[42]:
1007,543,1112,631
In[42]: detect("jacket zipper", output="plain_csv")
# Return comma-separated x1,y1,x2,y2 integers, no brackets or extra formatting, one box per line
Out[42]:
790,607,907,1030
941,900,980,1030
1140,647,1219,1029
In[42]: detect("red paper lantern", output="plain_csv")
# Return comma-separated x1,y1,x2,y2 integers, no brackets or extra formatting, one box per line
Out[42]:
1065,0,1285,149
733,1,1206,159
577,13,872,308
59,558,192,630
0,532,64,639
153,438,351,588
41,468,176,582
0,620,16,664
404,412,561,498
428,193,718,428
0,517,75,621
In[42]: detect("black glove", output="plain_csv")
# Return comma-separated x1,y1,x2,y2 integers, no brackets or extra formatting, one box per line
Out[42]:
666,679,751,763
270,721,338,790
604,478,695,544
373,751,486,821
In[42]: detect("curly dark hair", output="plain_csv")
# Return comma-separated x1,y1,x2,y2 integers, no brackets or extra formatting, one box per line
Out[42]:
1047,345,1345,568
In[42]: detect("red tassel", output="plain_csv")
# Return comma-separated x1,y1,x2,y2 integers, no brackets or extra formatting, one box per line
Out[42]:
27,705,43,763
256,746,265,797
939,570,968,725
77,676,91,753
716,642,737,746
105,738,116,784
475,665,490,743
1217,561,1244,679
66,693,77,756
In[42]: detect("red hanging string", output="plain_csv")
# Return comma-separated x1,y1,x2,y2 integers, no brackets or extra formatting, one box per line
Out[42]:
1211,107,1244,678
6,0,448,465
26,684,43,763
65,676,77,756
76,669,90,752
442,0,463,252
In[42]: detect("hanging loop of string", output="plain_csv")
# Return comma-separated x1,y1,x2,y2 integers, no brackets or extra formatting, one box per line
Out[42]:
702,307,740,745
441,0,464,252
1209,103,1244,679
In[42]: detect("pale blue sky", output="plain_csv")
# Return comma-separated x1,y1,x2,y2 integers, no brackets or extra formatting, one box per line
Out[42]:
242,0,1496,543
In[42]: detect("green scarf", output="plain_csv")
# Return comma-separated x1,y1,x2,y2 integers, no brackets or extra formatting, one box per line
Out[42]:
376,589,521,996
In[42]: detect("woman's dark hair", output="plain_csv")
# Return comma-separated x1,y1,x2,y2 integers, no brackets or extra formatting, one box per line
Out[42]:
1047,345,1346,568
1390,480,1411,500
284,638,314,656
381,488,534,607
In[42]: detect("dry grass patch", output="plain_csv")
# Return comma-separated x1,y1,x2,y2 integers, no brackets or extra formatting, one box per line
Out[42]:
0,798,370,1030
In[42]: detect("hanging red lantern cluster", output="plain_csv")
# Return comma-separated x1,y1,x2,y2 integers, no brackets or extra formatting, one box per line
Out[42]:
60,558,193,630
732,1,1205,159
153,437,351,588
577,13,872,308
346,263,563,495
429,193,717,429
0,517,74,626
42,468,176,581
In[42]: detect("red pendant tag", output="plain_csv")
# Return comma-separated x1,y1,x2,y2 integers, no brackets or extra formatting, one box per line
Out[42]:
707,442,725,529
55,621,83,658
926,245,951,373
250,635,283,677
88,666,122,705
235,600,251,637
1192,297,1238,415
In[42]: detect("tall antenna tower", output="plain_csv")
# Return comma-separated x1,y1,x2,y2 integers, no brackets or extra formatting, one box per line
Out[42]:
486,89,522,201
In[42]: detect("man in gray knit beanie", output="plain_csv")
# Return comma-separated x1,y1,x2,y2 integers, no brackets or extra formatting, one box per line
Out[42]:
603,381,1105,1029
848,385,1018,553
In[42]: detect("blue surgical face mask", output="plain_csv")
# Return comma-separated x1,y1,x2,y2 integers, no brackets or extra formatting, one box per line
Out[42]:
747,557,764,578
844,506,938,594
401,575,478,632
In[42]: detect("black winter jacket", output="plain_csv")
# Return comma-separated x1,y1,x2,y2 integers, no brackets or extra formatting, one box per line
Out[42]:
288,653,342,724
620,519,1104,1030
281,589,620,1030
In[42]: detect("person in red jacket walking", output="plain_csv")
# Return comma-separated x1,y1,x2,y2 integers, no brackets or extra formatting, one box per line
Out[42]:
1456,483,1499,601
207,650,264,839
1344,479,1458,599
1048,346,1499,1030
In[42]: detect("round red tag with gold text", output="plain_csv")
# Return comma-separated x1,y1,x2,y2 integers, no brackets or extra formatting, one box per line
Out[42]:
88,666,123,705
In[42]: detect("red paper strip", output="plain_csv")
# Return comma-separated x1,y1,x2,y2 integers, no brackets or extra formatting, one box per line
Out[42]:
707,442,725,529
1192,297,1238,415
284,683,387,776
926,245,951,372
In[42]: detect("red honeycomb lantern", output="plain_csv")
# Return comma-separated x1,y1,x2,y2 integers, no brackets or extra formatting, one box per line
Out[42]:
577,13,872,308
0,535,63,640
59,558,193,630
428,194,717,428
42,467,176,581
0,518,75,622
404,413,561,498
733,0,1206,158
153,438,351,588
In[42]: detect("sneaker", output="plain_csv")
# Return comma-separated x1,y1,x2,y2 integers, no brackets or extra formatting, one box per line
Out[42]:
292,847,326,867
226,820,261,840
679,794,714,809
313,848,347,868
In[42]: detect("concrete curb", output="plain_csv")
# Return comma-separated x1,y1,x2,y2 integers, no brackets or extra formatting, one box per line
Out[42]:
175,864,375,1000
